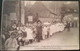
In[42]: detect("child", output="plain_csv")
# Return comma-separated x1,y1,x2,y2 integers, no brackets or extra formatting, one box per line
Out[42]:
25,23,34,44
4,32,19,50
42,25,48,39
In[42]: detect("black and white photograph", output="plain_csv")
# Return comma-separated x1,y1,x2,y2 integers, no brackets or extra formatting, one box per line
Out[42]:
0,0,79,50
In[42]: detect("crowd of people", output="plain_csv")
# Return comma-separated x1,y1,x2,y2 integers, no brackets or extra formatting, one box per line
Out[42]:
1,20,74,50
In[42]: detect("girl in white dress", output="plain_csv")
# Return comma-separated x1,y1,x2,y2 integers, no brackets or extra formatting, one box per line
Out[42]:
24,23,34,45
25,27,34,43
42,25,48,39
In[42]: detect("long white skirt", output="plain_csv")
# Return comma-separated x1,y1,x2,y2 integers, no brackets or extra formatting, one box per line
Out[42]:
25,28,34,40
49,25,57,35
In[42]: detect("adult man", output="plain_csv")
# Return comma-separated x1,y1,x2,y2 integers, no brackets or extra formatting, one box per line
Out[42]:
66,21,70,31
36,20,43,42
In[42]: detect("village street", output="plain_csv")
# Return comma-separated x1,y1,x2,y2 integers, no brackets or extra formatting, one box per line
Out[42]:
19,27,79,50
0,27,79,50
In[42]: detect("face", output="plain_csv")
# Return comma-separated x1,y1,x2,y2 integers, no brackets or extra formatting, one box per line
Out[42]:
11,35,15,39
37,22,41,26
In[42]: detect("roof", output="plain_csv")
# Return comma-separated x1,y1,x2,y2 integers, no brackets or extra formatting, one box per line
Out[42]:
25,1,57,18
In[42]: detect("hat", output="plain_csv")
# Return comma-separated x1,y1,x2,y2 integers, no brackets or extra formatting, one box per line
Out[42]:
10,31,17,36
37,20,42,23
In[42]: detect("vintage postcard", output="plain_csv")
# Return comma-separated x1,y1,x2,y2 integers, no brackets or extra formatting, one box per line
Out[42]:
0,0,79,50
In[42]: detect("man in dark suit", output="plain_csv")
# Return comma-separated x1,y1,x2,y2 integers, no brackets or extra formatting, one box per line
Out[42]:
36,20,43,42
66,21,70,31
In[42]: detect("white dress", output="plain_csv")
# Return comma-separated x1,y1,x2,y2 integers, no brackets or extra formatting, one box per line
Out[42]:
42,27,48,35
50,24,57,35
55,23,59,32
25,27,34,40
56,23,65,31
50,23,65,36
42,26,48,39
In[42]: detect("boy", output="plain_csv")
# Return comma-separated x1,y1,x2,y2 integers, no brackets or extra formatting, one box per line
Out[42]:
4,32,19,50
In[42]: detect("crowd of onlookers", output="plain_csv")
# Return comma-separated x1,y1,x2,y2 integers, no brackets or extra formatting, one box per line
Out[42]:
1,20,78,50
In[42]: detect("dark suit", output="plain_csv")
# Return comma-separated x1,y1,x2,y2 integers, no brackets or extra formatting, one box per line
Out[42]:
36,25,42,42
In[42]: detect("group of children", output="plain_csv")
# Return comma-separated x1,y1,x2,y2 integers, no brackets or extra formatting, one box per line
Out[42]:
3,21,65,50
3,21,50,50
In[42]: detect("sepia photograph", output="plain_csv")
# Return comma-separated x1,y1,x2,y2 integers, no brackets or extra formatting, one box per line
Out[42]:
0,0,79,50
